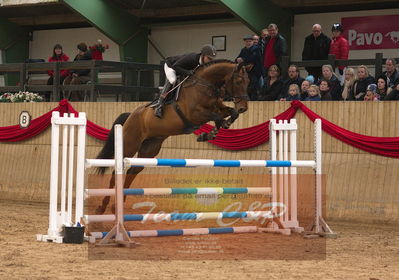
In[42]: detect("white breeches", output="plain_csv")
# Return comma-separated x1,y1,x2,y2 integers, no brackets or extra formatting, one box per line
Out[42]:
164,63,177,84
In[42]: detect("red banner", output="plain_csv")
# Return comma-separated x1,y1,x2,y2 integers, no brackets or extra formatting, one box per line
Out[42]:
342,15,399,50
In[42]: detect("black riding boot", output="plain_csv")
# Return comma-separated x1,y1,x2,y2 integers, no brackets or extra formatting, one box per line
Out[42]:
154,81,172,118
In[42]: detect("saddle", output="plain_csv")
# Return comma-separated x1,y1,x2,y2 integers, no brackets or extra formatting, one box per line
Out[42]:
148,78,183,107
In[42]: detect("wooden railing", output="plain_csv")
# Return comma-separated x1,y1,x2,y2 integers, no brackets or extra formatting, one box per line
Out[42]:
0,60,165,101
280,53,398,79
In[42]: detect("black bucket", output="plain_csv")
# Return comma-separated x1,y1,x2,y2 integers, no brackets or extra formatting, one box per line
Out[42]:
63,226,85,244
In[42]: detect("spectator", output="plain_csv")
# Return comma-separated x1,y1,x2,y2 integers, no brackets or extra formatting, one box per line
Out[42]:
305,85,321,101
258,64,283,101
385,82,399,100
350,65,375,101
302,24,331,81
329,23,349,83
89,39,109,61
252,35,260,46
300,79,312,100
280,65,305,99
236,35,263,100
282,84,300,101
47,44,70,100
364,84,379,101
376,75,391,100
341,67,356,101
319,80,332,100
262,23,287,71
317,64,341,100
383,58,399,88
259,28,268,56
63,42,92,101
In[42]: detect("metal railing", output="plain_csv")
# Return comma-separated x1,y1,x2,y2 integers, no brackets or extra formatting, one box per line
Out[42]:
280,53,396,79
0,60,165,102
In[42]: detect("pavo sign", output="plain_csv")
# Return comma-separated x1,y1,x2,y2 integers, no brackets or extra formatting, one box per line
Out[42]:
342,15,399,50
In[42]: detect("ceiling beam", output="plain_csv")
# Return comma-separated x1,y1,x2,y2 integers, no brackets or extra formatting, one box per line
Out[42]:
7,13,85,26
129,4,230,18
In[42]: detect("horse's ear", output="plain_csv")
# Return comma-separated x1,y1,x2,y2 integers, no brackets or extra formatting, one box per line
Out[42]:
244,64,254,72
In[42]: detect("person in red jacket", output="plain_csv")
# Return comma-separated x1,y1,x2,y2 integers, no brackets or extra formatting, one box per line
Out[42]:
329,23,349,83
47,44,70,85
89,39,109,60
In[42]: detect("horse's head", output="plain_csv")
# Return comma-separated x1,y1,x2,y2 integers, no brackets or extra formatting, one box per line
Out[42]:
224,62,250,114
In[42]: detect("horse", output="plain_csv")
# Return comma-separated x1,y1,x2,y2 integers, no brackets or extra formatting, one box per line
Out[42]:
95,59,250,214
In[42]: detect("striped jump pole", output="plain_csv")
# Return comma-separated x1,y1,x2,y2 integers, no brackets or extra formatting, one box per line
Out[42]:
85,187,272,197
85,210,277,223
90,226,258,240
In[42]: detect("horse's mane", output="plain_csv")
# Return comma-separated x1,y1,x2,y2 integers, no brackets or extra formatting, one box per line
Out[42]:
194,59,236,73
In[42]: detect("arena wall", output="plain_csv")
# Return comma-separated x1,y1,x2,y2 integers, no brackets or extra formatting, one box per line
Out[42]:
0,102,398,225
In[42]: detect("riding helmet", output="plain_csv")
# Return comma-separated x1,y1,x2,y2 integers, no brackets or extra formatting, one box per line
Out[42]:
201,44,217,58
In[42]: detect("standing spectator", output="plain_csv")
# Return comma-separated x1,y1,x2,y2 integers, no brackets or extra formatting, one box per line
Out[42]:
89,39,109,61
317,64,341,100
341,67,356,101
350,65,375,101
258,64,283,101
376,75,392,100
262,23,287,71
63,42,92,101
319,80,332,100
236,35,263,100
280,65,305,99
305,85,322,101
252,35,260,46
329,23,349,83
259,28,269,56
302,24,331,81
47,44,70,100
300,79,312,100
383,58,399,88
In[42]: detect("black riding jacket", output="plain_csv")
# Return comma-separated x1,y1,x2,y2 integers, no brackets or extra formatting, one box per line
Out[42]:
166,53,201,76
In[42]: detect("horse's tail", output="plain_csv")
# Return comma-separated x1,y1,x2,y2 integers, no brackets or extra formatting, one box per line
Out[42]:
96,112,131,174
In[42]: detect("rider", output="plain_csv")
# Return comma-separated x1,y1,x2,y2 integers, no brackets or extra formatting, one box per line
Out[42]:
153,44,217,118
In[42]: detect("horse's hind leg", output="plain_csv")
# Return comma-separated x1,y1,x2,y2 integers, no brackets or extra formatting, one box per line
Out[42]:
110,137,167,213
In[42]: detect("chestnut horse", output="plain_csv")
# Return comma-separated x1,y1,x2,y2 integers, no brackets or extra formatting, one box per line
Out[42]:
95,59,250,214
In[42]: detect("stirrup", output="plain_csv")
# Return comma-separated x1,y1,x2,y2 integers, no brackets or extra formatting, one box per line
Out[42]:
154,105,163,118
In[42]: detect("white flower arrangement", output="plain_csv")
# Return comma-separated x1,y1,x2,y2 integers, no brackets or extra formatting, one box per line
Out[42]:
0,91,44,103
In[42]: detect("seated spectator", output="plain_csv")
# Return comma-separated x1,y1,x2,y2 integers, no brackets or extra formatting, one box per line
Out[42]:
47,44,70,100
281,84,300,101
258,64,283,101
63,42,92,101
350,65,375,101
236,35,263,100
305,85,321,101
376,75,392,100
383,58,399,88
300,79,312,100
384,81,399,100
319,80,332,100
280,64,305,99
317,64,341,100
341,67,356,101
364,84,379,101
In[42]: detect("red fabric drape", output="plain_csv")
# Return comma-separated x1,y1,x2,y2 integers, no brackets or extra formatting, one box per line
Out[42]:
1,100,399,158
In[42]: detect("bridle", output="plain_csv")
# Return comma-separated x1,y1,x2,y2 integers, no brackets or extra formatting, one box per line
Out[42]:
185,65,250,102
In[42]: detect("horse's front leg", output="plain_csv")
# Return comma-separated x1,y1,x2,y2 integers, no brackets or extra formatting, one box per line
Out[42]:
217,104,239,129
197,112,224,142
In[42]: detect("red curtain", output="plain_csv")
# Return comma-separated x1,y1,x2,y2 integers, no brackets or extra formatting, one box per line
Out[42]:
1,99,399,158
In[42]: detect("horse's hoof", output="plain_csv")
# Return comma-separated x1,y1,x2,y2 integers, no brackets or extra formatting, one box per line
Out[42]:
95,206,105,215
197,133,208,142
